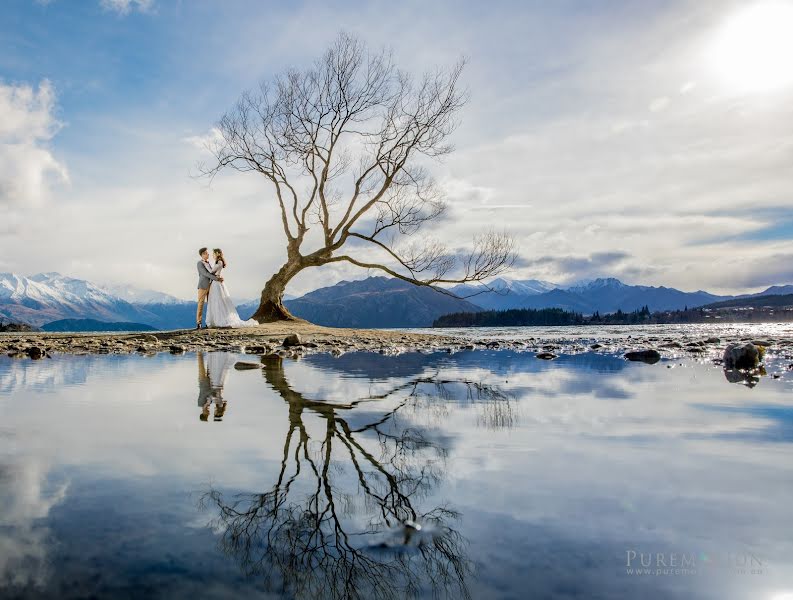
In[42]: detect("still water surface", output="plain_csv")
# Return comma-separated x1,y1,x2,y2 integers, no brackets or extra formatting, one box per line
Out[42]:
1,346,792,599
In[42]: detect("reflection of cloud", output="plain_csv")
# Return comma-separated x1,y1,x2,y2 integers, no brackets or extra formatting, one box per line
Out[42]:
691,403,793,443
0,454,67,588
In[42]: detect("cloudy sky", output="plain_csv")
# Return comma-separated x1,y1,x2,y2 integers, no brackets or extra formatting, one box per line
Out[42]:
1,0,792,299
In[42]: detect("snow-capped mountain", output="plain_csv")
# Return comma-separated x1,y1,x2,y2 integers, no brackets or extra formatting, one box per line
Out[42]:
98,282,186,305
0,273,165,327
448,278,559,310
564,277,628,294
559,277,725,313
448,276,731,314
492,278,558,295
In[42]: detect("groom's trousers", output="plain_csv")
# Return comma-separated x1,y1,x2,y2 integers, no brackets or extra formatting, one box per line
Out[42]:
197,287,210,325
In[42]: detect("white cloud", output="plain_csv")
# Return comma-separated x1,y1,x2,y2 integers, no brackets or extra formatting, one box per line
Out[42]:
3,1,793,297
0,80,68,206
648,96,670,112
99,0,153,15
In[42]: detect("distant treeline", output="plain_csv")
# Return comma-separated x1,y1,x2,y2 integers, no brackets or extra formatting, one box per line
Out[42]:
433,304,793,327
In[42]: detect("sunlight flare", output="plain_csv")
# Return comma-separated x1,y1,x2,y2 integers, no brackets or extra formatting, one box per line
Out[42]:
707,1,793,93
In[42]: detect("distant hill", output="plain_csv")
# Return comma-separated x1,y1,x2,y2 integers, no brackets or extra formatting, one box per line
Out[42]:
0,321,38,332
448,276,727,314
41,319,157,332
702,293,793,310
560,278,725,313
284,277,483,328
435,307,587,328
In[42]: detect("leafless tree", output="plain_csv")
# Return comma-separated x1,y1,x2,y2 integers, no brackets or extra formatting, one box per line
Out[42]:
200,32,516,321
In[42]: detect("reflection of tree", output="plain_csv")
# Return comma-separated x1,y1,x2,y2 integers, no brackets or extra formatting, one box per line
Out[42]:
200,355,520,599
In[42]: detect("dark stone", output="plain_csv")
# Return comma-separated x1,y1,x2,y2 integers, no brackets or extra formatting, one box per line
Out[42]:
705,337,720,344
536,352,557,360
625,350,661,364
590,343,603,350
26,347,43,360
661,341,683,348
169,345,186,354
234,362,262,370
723,343,762,370
283,334,302,347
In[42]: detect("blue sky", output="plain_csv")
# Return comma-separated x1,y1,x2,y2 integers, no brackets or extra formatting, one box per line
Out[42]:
1,0,792,299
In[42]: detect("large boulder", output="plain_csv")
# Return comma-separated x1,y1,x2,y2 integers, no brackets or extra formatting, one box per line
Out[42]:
25,346,44,360
283,334,303,347
624,349,661,364
723,343,764,370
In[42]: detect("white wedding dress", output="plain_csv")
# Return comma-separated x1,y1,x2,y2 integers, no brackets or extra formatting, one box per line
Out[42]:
205,263,258,328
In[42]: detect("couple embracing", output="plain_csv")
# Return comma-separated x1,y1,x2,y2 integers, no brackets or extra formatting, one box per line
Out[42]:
196,247,257,329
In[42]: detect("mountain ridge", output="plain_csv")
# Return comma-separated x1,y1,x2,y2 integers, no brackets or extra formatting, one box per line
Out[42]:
2,271,792,330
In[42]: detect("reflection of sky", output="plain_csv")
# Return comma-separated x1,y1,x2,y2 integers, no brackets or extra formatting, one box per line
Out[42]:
0,453,67,589
0,351,792,599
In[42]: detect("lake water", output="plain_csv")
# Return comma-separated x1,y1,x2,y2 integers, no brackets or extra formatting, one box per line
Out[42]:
1,336,792,598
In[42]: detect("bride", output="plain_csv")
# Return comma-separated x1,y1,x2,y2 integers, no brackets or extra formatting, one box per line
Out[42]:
205,248,258,328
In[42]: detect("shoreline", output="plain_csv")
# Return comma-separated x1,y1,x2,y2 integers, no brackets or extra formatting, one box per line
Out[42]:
1,322,791,366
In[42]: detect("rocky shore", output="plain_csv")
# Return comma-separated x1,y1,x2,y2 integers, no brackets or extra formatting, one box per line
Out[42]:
1,322,791,372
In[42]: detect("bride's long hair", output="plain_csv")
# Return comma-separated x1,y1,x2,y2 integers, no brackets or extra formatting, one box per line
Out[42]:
213,248,227,268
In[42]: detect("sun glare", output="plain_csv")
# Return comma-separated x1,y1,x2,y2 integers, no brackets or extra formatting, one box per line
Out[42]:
707,1,793,93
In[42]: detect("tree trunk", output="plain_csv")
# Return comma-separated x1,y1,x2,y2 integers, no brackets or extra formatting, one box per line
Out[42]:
250,259,304,323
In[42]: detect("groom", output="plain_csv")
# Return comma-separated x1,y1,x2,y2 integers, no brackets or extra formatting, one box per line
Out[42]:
196,247,223,329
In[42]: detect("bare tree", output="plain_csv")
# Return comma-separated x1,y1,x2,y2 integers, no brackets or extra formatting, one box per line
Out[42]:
201,32,516,322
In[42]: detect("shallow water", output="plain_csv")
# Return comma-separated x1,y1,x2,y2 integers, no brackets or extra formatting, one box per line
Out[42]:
406,322,793,341
1,346,792,599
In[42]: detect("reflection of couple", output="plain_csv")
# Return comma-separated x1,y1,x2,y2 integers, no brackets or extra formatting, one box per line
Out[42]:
196,247,258,329
197,352,235,422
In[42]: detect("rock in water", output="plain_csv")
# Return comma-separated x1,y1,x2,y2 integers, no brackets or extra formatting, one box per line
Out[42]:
723,343,763,370
536,352,557,360
234,361,262,370
624,350,661,364
283,334,302,347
